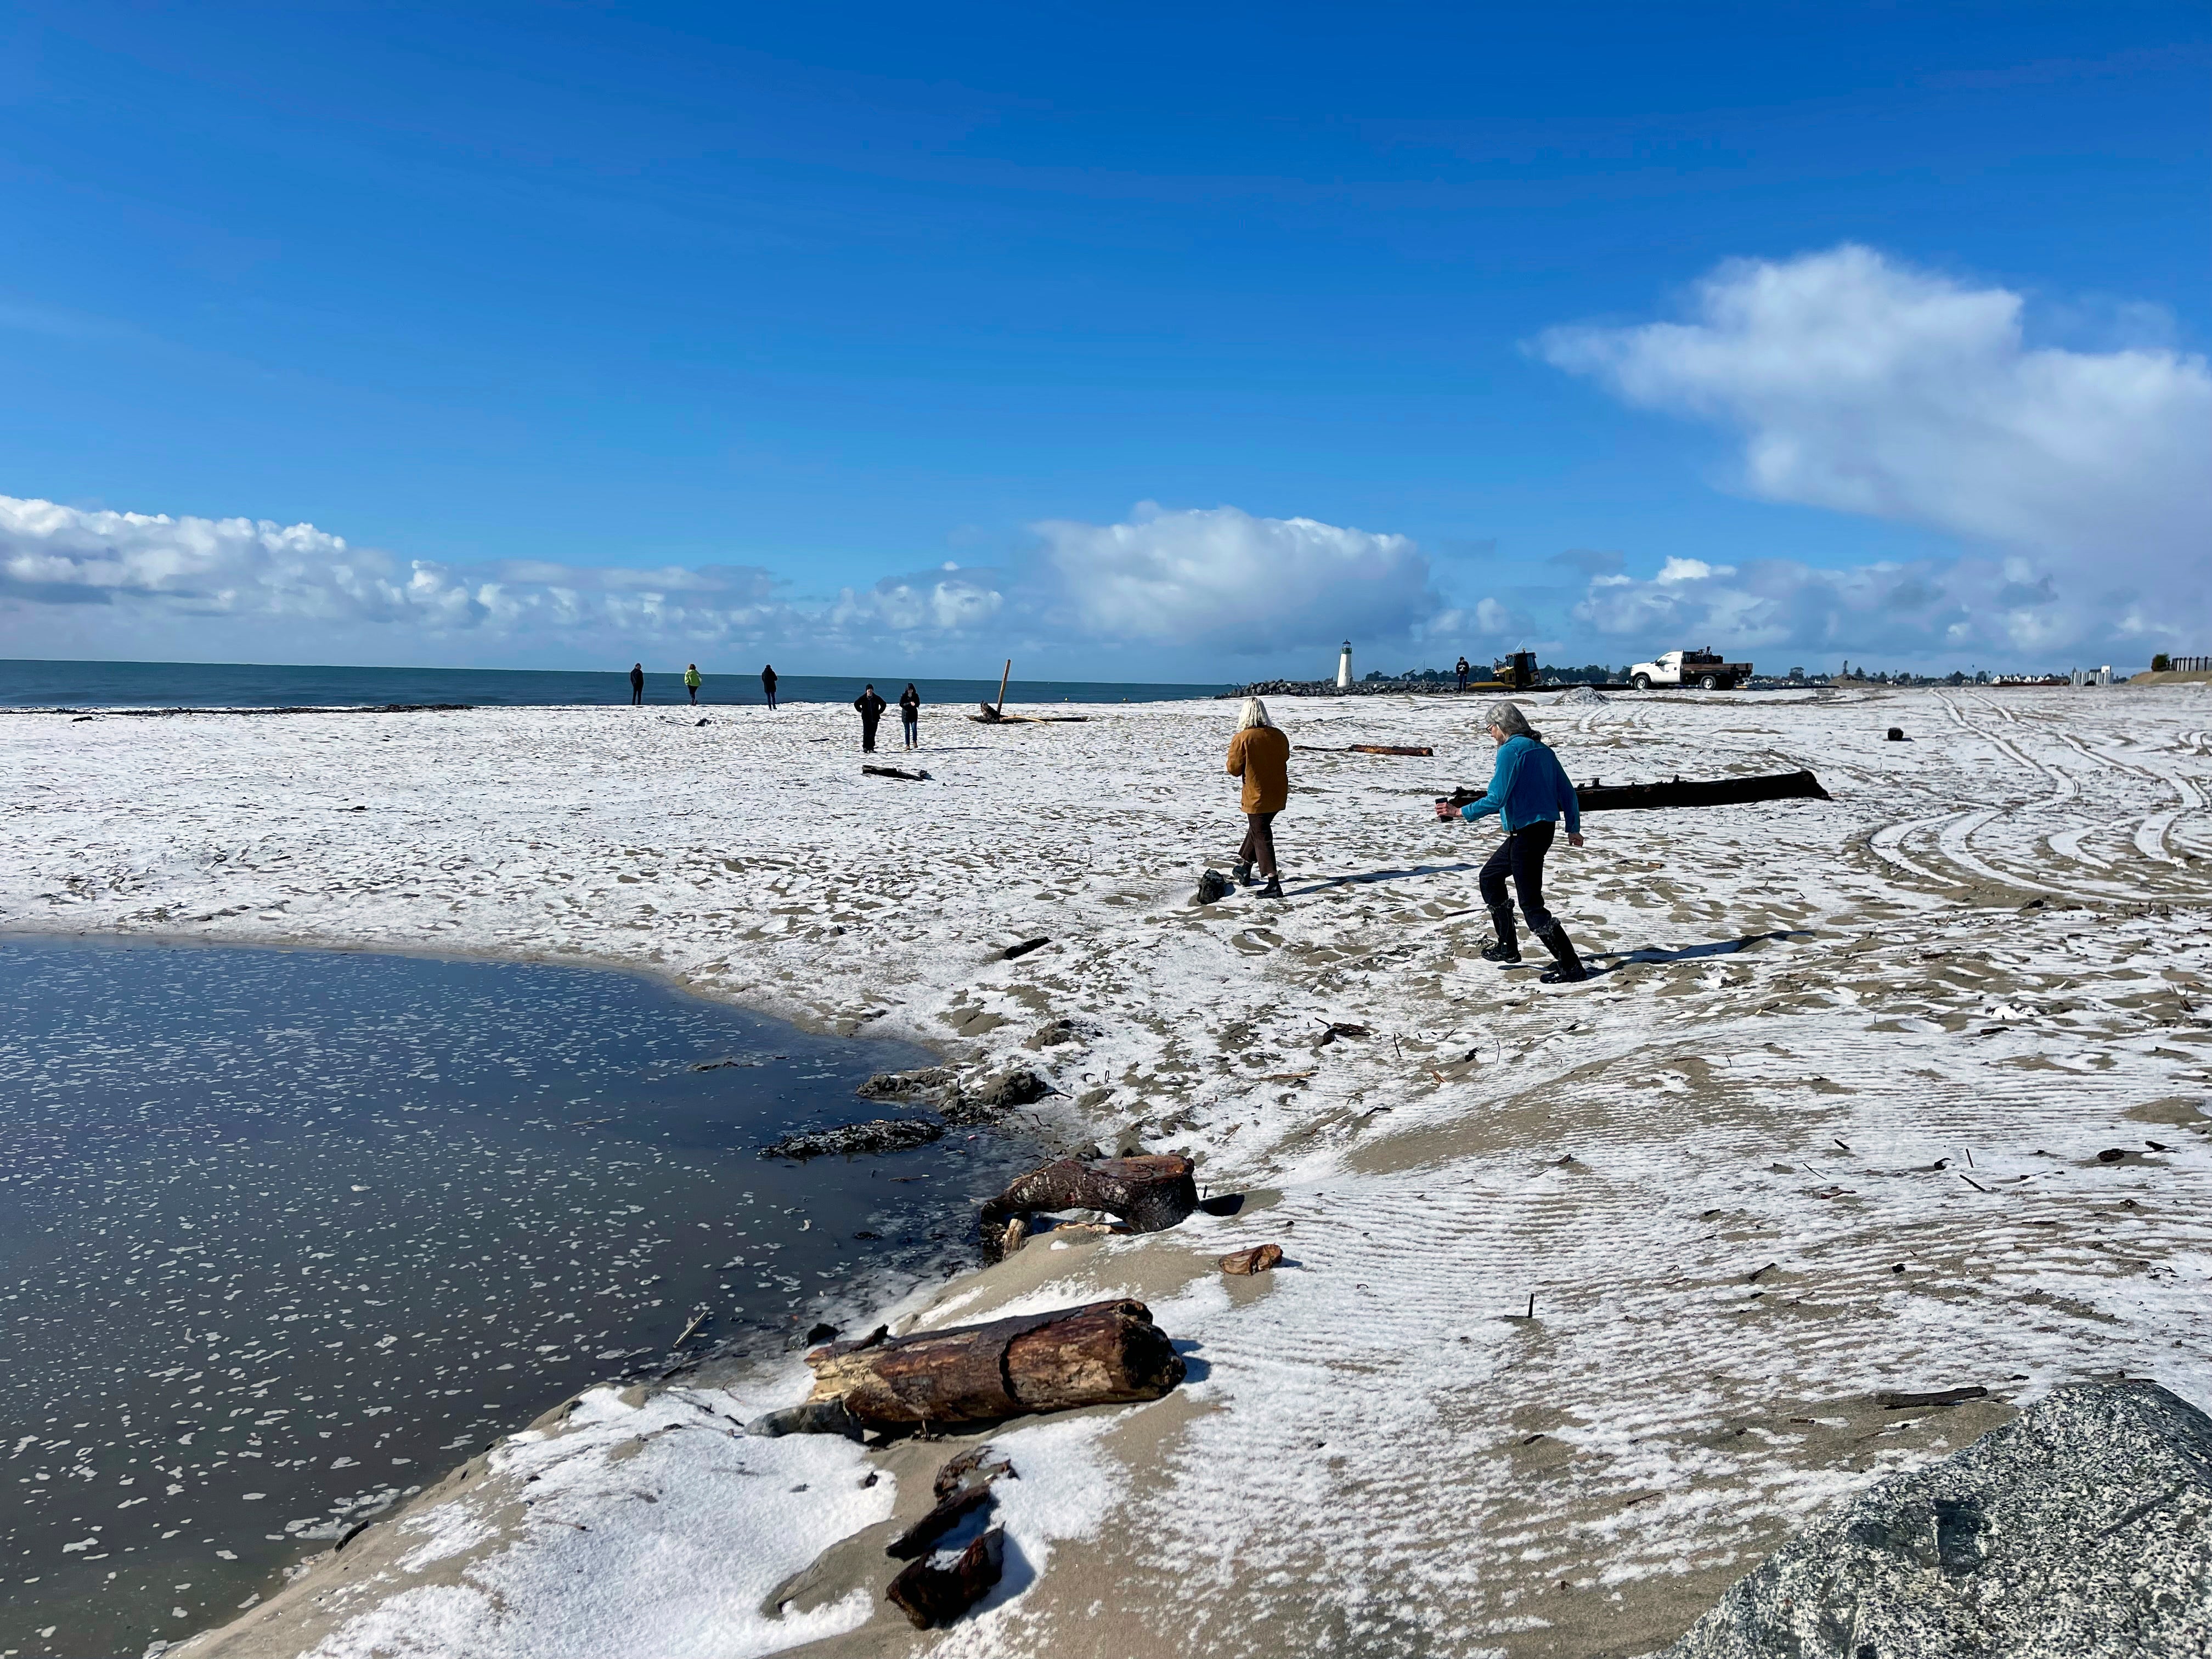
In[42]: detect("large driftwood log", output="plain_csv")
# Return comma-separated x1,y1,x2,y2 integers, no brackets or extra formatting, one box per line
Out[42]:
977,1154,1198,1255
1576,769,1830,812
803,1299,1183,1427
1441,768,1829,816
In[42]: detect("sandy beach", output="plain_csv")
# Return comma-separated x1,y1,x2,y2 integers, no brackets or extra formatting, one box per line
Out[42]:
5,682,2208,1658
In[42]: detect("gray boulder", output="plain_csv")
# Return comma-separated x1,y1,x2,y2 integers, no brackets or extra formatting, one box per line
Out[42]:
1666,1379,2212,1658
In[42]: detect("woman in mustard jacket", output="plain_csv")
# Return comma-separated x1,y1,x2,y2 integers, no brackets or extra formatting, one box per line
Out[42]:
1226,697,1290,898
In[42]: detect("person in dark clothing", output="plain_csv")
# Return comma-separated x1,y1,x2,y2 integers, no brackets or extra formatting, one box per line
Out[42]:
854,683,887,752
629,663,645,706
761,664,778,708
898,683,921,750
1455,656,1471,693
1435,700,1588,982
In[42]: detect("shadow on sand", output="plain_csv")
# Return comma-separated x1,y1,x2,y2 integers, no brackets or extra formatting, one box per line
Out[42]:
1588,928,1816,969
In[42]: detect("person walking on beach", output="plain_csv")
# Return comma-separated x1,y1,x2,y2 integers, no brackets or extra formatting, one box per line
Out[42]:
684,663,702,706
1226,697,1291,899
1436,701,1587,982
761,664,778,708
898,682,921,751
1455,656,1471,693
629,662,645,706
854,683,887,752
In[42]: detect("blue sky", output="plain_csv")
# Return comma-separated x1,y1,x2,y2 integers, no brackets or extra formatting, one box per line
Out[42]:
2,2,2205,677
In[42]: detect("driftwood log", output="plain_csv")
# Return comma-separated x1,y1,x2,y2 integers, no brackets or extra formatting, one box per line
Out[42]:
977,1154,1198,1255
1441,768,1829,816
1296,743,1436,757
887,1526,1003,1628
800,1298,1183,1427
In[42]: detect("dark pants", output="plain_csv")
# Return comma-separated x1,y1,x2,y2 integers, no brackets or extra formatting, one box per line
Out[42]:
687,686,697,704
1238,811,1279,878
1457,673,1468,692
1479,822,1556,933
861,715,881,752
764,685,777,707
902,715,918,748
630,682,644,705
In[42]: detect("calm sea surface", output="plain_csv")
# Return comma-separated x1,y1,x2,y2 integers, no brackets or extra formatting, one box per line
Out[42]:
0,938,1029,1659
0,658,1229,710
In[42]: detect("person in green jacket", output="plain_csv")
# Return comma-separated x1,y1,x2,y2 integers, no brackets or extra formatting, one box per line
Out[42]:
684,664,702,706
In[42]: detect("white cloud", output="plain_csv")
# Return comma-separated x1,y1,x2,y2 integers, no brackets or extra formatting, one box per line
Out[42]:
1538,245,2211,588
1033,503,1436,656
0,496,791,659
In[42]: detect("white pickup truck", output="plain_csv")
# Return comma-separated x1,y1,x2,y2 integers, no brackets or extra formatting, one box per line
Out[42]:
1628,648,1753,691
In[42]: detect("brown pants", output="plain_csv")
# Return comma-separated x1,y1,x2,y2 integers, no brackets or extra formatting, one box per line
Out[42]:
1238,811,1279,879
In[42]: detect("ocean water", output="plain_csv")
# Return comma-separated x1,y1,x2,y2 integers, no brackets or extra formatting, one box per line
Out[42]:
0,658,1229,710
0,937,1031,1659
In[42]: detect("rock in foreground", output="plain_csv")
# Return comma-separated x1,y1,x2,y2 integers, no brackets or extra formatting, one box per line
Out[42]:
1666,1379,2212,1658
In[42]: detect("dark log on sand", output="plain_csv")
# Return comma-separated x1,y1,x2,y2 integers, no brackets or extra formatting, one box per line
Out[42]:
978,1154,1198,1254
887,1526,1003,1628
803,1299,1183,1427
1877,1385,1990,1410
862,764,932,781
1441,769,1829,815
1576,769,1830,811
1295,743,1436,757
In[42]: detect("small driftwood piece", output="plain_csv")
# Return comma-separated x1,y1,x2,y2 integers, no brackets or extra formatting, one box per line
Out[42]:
1219,1243,1283,1276
934,1445,1015,1502
886,1482,995,1560
802,1299,1183,1427
862,764,932,781
1002,936,1049,960
1876,1385,1989,1410
977,1155,1198,1255
887,1526,1004,1628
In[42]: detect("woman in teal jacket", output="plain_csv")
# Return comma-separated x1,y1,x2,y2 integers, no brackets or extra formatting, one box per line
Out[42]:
1436,701,1589,981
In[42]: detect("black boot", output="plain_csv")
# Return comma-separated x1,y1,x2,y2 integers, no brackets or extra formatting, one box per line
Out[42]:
1536,923,1588,983
1479,906,1521,964
1232,857,1255,887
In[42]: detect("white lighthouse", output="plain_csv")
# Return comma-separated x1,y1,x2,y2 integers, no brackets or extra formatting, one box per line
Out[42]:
1337,640,1353,690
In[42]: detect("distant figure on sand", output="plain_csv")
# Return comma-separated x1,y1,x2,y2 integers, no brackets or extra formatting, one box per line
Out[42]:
684,663,701,706
1437,701,1587,982
761,664,778,708
629,663,645,706
899,683,921,751
1226,697,1290,900
854,684,887,752
1456,656,1471,693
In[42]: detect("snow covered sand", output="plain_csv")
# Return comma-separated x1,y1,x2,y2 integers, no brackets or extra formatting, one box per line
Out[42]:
5,684,2210,1657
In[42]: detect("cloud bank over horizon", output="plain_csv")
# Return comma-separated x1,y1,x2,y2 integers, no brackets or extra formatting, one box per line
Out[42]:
0,495,1443,675
4,246,2203,676
1537,244,2211,662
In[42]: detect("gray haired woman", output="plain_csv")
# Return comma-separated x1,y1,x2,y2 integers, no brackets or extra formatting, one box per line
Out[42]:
1434,699,1589,981
1226,697,1291,898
